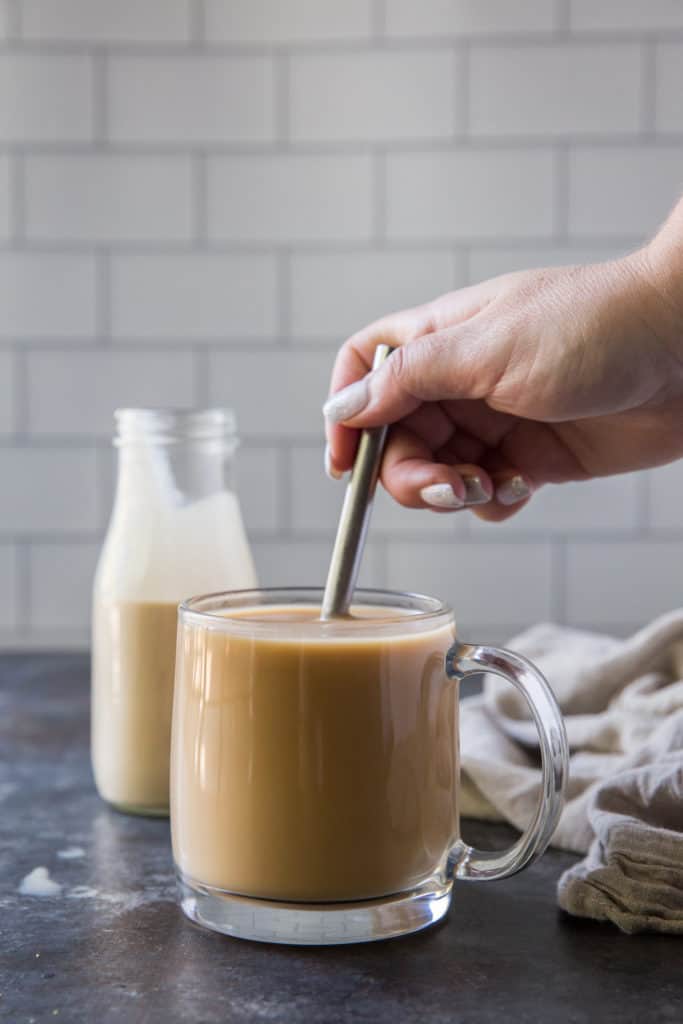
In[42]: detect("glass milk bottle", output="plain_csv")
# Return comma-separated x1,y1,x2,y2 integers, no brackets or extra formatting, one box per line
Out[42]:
92,408,257,816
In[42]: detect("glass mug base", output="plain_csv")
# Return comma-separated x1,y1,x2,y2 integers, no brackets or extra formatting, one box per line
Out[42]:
171,589,569,945
176,868,452,946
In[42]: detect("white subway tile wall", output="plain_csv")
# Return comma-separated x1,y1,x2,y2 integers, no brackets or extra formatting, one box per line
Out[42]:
0,157,10,241
0,545,16,628
25,350,197,436
566,542,683,630
290,249,461,339
206,350,332,437
204,0,373,45
0,351,13,434
385,540,555,634
28,542,99,630
0,449,98,534
206,155,375,243
385,0,557,38
107,57,275,144
468,45,642,137
568,147,683,238
386,150,556,240
569,1,683,33
110,253,278,340
655,44,683,134
1,0,683,648
25,156,195,243
21,1,193,43
290,51,457,143
467,244,625,282
648,461,683,531
0,253,97,339
0,55,94,143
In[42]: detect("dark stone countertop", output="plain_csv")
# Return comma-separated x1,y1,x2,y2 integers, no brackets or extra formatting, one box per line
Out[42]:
0,653,681,1024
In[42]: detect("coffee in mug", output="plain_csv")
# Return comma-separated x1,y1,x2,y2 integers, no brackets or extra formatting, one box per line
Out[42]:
171,588,568,945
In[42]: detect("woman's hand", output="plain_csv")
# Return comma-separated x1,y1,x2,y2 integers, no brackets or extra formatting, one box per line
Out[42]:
323,231,683,522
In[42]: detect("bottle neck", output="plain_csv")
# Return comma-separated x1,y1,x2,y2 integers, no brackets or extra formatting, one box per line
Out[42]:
115,439,236,509
113,409,238,508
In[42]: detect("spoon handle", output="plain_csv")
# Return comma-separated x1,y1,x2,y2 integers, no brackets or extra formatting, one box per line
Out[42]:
321,344,393,620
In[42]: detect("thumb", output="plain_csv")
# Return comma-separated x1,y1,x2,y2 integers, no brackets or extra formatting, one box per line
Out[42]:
323,324,492,428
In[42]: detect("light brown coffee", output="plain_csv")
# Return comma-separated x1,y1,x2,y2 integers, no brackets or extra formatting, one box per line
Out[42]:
171,604,458,902
92,600,179,813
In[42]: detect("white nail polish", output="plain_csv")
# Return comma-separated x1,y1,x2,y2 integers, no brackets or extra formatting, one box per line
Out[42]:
322,378,370,424
497,475,531,506
420,484,465,509
463,476,492,506
324,444,344,481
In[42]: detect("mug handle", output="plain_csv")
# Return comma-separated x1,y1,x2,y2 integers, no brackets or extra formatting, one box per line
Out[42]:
445,640,569,881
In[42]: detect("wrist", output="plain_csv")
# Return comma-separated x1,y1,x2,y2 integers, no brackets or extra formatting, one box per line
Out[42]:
641,198,683,332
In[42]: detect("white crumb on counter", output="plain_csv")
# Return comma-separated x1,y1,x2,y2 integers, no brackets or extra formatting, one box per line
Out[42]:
19,867,62,896
57,846,85,860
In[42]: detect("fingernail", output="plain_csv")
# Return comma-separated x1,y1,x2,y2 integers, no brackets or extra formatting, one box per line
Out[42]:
420,484,465,510
496,475,531,506
322,378,370,424
463,475,492,506
324,443,344,481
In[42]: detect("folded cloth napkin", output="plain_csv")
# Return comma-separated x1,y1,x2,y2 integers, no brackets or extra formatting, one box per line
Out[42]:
459,610,683,934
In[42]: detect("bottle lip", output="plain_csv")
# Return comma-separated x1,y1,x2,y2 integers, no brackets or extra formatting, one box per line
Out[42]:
114,407,237,446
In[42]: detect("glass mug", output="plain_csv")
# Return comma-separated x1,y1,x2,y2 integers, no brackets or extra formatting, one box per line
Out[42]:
171,588,568,945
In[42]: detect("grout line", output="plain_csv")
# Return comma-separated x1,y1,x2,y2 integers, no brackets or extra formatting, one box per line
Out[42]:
9,347,20,435
4,522,683,545
193,151,208,243
371,0,386,43
636,471,651,536
8,152,25,244
453,246,468,287
95,249,111,343
372,151,386,244
5,0,20,40
15,542,30,630
193,347,210,405
277,247,291,339
275,53,290,148
551,538,567,624
553,144,570,241
93,52,108,146
2,34,674,57
12,348,28,436
461,245,474,287
0,236,645,260
639,41,658,138
455,42,469,139
191,0,205,44
554,0,571,35
374,537,389,589
0,529,105,544
1,136,683,157
278,443,292,532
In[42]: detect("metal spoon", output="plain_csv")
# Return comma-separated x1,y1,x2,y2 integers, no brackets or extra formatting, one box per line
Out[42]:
321,344,393,619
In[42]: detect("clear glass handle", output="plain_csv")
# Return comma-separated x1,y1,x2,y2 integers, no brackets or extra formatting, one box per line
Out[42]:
446,641,569,881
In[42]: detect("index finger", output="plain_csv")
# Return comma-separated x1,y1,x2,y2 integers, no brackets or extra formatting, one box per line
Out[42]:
325,284,497,472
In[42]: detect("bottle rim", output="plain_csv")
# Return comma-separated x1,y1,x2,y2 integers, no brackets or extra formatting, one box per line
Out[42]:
114,408,237,446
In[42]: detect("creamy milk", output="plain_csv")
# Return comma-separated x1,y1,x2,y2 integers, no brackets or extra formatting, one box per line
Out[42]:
92,446,257,815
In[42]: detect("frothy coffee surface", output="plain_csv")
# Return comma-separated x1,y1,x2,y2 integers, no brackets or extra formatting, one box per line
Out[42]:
171,603,458,902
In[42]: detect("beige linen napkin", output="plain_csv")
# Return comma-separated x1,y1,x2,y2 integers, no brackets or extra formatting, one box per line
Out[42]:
459,611,683,933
